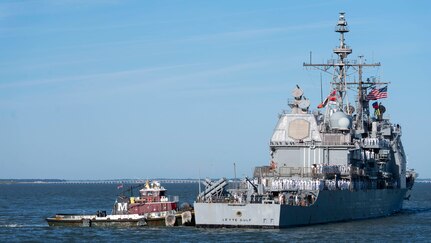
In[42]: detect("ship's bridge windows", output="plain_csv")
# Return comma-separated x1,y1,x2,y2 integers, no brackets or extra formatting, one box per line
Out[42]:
141,191,153,196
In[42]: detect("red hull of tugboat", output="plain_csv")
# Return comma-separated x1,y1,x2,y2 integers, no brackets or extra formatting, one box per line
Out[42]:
128,202,177,215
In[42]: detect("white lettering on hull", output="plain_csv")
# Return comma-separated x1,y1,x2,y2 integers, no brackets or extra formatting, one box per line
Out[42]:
117,203,128,212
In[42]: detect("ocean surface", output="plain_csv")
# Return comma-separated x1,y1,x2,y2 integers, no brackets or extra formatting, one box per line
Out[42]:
0,182,430,242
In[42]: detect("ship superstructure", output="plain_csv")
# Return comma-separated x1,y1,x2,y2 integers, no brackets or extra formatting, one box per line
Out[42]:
113,180,178,218
194,12,416,228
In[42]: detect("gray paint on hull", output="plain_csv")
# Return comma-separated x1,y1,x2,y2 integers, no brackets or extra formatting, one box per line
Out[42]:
194,189,407,228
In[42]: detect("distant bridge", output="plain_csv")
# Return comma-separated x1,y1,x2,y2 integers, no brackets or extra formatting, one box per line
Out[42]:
50,179,200,184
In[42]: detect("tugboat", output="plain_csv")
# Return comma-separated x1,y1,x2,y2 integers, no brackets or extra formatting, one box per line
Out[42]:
46,181,194,227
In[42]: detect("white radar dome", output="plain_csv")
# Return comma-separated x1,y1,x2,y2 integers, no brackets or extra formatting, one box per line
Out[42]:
330,111,352,130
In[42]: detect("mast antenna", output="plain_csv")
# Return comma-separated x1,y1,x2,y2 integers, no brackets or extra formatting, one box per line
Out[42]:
198,168,202,195
320,72,323,103
234,162,237,189
310,51,312,64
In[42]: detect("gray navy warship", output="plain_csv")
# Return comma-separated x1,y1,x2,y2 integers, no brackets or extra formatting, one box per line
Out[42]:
194,12,417,228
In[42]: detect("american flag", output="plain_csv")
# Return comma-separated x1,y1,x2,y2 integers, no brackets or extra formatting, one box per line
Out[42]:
366,86,388,100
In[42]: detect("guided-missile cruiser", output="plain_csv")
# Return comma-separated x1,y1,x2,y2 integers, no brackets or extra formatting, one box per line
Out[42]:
194,12,416,228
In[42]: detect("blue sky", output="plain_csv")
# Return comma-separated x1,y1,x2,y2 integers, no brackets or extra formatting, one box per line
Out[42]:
0,0,430,179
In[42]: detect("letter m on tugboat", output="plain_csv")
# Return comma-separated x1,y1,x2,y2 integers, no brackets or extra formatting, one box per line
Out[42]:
116,202,128,213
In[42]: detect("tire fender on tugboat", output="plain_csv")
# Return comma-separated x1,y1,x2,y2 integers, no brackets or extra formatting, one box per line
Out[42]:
165,214,176,226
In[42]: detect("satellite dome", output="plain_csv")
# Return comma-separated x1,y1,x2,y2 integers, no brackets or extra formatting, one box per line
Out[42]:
330,111,352,130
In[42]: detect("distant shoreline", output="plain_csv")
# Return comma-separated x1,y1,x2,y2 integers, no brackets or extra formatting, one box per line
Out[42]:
1,178,430,184
0,179,201,184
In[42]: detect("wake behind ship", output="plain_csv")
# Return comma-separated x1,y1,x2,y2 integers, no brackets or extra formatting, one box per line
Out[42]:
194,12,416,228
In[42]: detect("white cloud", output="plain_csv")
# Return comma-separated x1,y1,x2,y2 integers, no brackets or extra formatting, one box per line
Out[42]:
0,63,198,89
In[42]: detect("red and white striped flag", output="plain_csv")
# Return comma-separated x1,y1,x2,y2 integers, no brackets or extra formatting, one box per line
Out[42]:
366,86,388,100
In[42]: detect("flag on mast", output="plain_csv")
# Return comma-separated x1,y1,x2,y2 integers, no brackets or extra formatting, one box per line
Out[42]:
366,86,388,100
317,90,337,108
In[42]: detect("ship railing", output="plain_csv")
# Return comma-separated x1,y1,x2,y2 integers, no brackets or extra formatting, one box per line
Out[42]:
317,164,351,176
270,140,355,147
333,47,352,54
270,141,354,146
198,195,245,204
209,197,228,203
253,166,314,178
254,164,353,180
279,179,351,191
361,138,391,149
253,166,273,177
226,181,249,190
269,178,322,191
276,166,313,177
269,177,353,191
323,141,354,146
335,25,350,32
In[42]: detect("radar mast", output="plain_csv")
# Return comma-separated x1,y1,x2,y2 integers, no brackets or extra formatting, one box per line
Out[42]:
304,12,381,134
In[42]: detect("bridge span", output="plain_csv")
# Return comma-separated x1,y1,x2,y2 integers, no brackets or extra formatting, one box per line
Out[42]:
50,179,200,184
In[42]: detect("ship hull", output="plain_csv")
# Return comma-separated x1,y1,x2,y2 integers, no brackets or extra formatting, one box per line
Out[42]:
194,189,407,228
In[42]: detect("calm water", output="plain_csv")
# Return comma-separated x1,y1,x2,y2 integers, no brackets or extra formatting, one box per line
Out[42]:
1,182,430,242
